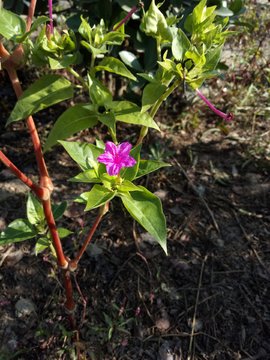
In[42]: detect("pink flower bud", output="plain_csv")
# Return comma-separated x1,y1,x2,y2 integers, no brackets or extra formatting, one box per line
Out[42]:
136,307,140,316
121,340,127,346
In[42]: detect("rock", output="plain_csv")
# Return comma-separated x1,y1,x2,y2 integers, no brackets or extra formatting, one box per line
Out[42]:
85,243,103,257
15,298,36,315
154,190,168,201
140,233,157,245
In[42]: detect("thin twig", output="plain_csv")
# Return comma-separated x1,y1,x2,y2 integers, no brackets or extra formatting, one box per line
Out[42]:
174,158,220,236
188,255,208,360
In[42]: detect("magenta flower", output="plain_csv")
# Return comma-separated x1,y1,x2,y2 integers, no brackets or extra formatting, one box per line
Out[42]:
97,142,136,176
196,89,233,121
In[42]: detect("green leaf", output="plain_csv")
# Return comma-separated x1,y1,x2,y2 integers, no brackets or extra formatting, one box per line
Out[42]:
135,160,170,179
119,51,143,72
27,193,44,225
51,201,68,221
15,16,51,43
35,237,51,255
57,228,74,238
48,53,78,70
93,57,137,81
137,73,158,83
118,180,143,192
110,101,160,130
140,0,172,42
84,185,116,211
0,219,39,246
68,169,101,183
0,8,27,40
59,141,104,171
73,192,90,204
100,173,118,191
202,45,222,75
96,138,105,150
78,15,92,42
120,143,142,181
43,104,98,153
7,75,74,125
88,73,113,106
141,83,167,113
100,31,128,46
81,41,108,57
98,111,116,132
172,29,191,61
121,186,167,254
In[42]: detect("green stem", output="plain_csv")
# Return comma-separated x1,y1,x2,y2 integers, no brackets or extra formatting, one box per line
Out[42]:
67,66,88,88
136,77,181,145
150,77,181,118
157,37,162,62
91,52,95,68
109,128,118,144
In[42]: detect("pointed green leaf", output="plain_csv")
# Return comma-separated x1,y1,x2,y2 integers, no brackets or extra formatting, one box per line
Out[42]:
202,45,222,75
48,53,79,70
96,138,105,150
81,41,108,57
135,160,170,179
57,228,74,238
27,193,45,225
51,201,68,221
98,111,116,132
85,185,116,211
88,73,113,106
172,29,191,61
0,8,27,40
73,192,90,204
121,186,167,254
137,73,158,83
119,51,143,72
43,104,98,153
7,75,74,125
35,237,51,255
0,219,39,245
141,83,167,113
111,101,160,130
118,180,143,192
59,141,104,171
16,16,51,43
93,57,137,81
68,169,101,183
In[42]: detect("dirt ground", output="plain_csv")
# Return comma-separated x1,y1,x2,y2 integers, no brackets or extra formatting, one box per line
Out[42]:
1,50,270,360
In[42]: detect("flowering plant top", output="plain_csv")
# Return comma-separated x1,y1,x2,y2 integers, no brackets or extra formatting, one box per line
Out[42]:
97,142,136,176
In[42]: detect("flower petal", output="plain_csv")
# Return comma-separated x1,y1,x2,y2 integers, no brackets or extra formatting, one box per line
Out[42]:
97,153,114,165
120,156,137,167
107,163,121,176
105,141,117,155
118,142,132,156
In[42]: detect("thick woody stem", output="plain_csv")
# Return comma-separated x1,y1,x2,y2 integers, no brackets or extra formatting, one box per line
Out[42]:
7,68,53,192
42,199,67,268
27,0,37,32
62,268,76,327
0,150,50,200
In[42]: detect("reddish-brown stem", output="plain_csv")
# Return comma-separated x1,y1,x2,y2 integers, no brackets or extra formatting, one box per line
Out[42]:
112,2,144,32
7,68,53,192
27,0,37,31
70,213,102,268
62,269,76,327
42,199,67,268
0,150,50,200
